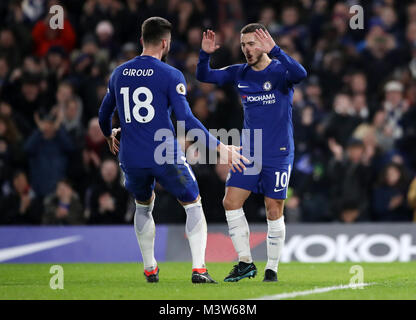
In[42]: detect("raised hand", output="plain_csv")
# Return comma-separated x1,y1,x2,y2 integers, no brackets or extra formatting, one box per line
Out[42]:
254,28,276,54
202,29,220,54
328,138,343,161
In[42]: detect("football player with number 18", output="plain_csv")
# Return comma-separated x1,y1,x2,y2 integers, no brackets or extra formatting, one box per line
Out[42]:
98,17,247,284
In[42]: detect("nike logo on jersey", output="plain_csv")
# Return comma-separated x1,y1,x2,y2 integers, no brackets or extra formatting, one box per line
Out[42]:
238,84,249,88
274,188,285,192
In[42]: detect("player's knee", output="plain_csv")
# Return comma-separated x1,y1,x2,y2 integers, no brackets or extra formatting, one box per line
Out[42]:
265,200,284,220
267,209,283,220
179,194,201,207
222,196,243,211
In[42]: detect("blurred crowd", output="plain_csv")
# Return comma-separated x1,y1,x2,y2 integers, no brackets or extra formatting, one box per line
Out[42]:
0,0,416,225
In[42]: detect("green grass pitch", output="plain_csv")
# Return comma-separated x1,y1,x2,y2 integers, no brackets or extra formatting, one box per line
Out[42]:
1,262,415,300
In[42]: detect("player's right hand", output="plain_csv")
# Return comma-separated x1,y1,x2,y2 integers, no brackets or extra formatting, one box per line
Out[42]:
105,127,121,155
218,144,250,173
202,29,220,54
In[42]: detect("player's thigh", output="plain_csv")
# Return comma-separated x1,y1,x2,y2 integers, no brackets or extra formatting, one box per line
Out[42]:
153,162,200,203
121,166,155,202
223,186,252,210
224,164,260,210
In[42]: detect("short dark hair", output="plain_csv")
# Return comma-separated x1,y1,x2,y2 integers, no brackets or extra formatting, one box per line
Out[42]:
240,23,267,34
141,17,172,45
57,178,73,189
12,170,27,180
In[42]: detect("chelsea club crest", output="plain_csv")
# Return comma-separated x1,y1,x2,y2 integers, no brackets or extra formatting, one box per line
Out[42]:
263,81,272,91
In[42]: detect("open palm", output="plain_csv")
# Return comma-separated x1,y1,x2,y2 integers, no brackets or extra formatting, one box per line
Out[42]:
202,29,220,54
254,28,276,54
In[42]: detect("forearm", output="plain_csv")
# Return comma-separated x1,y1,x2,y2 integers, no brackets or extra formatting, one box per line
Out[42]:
270,45,307,83
196,50,222,84
181,114,220,150
196,50,214,82
98,94,115,137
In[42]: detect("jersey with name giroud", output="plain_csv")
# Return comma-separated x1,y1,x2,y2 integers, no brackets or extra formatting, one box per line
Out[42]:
98,55,219,169
197,47,307,165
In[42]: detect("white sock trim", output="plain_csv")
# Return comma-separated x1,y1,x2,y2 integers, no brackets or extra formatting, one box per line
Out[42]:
267,216,285,230
183,198,202,210
136,196,155,209
225,208,245,222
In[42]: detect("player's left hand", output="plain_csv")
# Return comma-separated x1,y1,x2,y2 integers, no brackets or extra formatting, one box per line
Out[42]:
254,28,276,54
106,128,121,155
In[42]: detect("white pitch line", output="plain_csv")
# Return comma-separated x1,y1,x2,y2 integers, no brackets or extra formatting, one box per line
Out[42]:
252,282,376,300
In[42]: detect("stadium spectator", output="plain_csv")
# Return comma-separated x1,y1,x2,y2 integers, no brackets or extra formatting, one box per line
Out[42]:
0,57,9,90
0,170,43,224
360,24,400,93
62,97,85,147
258,6,279,36
293,105,317,156
277,5,308,53
0,113,22,146
43,178,84,225
95,20,119,60
0,28,27,69
24,112,74,198
328,138,372,221
83,117,112,181
0,113,24,172
31,3,76,57
86,158,130,224
372,163,413,221
8,73,47,131
324,93,362,147
0,135,22,198
382,80,409,140
45,46,70,90
338,200,363,223
352,94,370,121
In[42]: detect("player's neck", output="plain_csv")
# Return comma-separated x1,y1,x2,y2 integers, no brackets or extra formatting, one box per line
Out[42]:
141,48,163,61
250,55,272,72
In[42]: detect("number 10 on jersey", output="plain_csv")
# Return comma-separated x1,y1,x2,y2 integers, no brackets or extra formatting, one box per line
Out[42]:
120,86,155,123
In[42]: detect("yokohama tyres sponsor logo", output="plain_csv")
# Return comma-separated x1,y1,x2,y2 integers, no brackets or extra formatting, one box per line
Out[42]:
280,234,416,262
243,93,276,103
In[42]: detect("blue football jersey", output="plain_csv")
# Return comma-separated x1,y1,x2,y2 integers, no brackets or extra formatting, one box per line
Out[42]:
99,55,220,169
196,45,307,165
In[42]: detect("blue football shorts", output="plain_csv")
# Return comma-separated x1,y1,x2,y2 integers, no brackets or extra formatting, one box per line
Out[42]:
120,160,199,203
225,156,294,200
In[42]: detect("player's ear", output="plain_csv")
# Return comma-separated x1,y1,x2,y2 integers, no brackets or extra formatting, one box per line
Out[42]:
139,37,143,47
